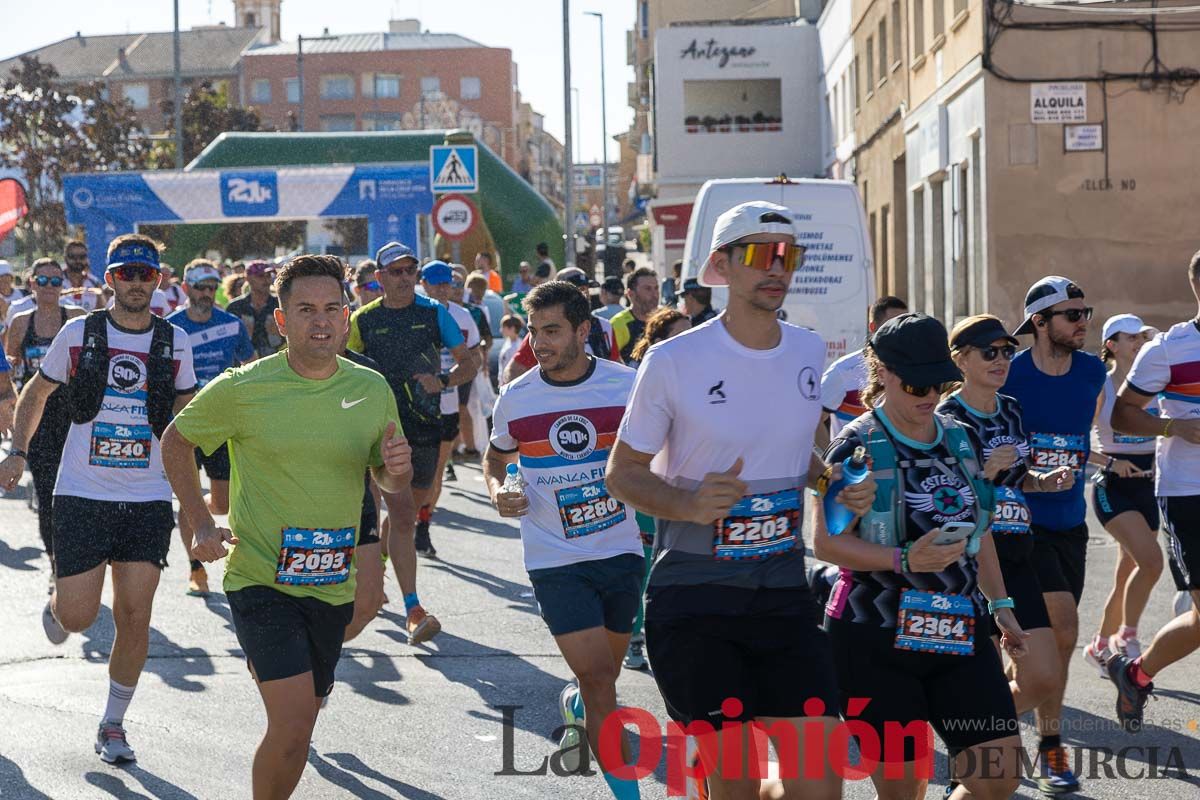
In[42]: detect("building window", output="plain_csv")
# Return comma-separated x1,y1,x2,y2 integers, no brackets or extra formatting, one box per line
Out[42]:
953,164,969,319
319,114,356,132
866,38,875,90
124,82,149,109
892,1,902,64
421,76,441,97
853,57,860,111
683,78,781,134
931,178,946,317
460,76,481,100
971,137,984,311
934,0,946,39
250,79,271,103
914,0,925,55
363,113,403,131
286,78,300,104
371,73,401,99
880,204,891,293
878,19,888,81
321,75,354,100
640,0,649,39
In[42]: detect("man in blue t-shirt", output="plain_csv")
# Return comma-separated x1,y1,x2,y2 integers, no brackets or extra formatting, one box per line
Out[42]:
167,259,255,597
1002,275,1106,795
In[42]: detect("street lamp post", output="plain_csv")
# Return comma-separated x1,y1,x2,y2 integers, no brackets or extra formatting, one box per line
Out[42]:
562,0,575,267
297,33,337,132
571,87,581,164
584,11,608,248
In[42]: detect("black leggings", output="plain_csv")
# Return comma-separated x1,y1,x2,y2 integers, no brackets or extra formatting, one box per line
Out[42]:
28,448,59,558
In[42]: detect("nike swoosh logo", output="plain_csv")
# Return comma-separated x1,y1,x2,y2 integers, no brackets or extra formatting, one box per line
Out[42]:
341,397,366,409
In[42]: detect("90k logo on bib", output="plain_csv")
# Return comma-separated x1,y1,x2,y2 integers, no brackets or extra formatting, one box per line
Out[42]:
549,414,597,461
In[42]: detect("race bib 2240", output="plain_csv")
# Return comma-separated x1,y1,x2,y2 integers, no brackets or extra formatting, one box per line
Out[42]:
89,422,151,469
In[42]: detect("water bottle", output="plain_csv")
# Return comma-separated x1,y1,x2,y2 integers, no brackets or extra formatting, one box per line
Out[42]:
823,446,870,536
501,463,525,496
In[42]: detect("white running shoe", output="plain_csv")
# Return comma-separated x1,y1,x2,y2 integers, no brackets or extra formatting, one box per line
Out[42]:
1110,632,1143,661
1082,641,1111,679
1175,590,1194,618
42,599,69,645
557,682,586,773
95,721,136,763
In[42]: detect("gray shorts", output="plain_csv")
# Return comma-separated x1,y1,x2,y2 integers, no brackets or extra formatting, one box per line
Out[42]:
527,553,645,637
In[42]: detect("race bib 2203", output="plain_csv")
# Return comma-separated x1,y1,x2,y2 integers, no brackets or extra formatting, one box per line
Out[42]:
712,488,800,561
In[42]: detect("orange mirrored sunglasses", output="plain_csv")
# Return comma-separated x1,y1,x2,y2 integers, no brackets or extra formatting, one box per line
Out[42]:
728,242,805,272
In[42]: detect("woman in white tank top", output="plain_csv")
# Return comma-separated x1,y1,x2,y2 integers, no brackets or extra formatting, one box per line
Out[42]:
1083,314,1163,674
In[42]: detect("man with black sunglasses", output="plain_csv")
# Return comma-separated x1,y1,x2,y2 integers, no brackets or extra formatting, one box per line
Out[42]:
1002,275,1106,794
348,241,478,645
166,259,255,597
0,233,196,765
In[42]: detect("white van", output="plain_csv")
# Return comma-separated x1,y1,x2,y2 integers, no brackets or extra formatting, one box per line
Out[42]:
681,176,875,366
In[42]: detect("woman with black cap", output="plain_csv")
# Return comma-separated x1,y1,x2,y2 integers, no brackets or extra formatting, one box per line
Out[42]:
939,314,1072,728
815,312,1026,800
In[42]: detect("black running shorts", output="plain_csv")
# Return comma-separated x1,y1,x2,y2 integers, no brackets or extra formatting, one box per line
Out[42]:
227,585,354,697
194,443,232,482
645,586,840,726
440,412,461,443
826,615,1017,760
1031,524,1089,604
1092,474,1159,530
1159,495,1200,591
410,442,439,490
996,553,1052,631
53,496,174,578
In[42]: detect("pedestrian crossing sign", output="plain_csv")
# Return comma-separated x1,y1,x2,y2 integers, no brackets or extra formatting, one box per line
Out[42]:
430,145,478,193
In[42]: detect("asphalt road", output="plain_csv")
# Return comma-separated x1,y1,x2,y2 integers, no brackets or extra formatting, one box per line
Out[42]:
0,461,1197,799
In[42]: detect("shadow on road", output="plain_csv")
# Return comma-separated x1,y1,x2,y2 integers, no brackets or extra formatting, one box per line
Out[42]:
433,507,519,540
79,605,216,692
326,751,448,799
0,753,52,799
336,647,412,706
423,558,537,614
0,537,44,572
84,764,202,800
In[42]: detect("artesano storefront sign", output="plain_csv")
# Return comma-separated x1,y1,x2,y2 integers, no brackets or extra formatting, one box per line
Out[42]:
679,38,765,69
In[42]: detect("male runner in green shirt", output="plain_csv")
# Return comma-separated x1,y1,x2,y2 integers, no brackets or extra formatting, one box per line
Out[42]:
162,254,411,800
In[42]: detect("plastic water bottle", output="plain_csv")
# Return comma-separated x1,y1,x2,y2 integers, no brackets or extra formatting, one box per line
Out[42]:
823,445,870,536
501,463,525,496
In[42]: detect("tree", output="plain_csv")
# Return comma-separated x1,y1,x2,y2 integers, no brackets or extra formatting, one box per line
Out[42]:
153,80,269,168
0,57,149,259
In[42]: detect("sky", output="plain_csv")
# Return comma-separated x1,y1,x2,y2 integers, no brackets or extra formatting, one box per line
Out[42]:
0,0,635,164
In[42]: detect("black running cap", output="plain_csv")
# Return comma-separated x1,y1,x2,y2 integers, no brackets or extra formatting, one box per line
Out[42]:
869,313,962,386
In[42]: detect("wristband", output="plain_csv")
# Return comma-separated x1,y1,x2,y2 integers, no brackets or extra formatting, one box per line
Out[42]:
892,547,903,574
988,597,1016,614
7,449,27,460
438,372,451,388
1106,456,1114,472
900,541,913,573
1163,419,1174,438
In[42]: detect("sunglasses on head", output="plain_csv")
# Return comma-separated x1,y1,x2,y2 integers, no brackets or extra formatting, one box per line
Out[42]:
110,265,160,283
358,280,382,292
726,242,805,272
385,264,419,277
34,275,64,288
1041,307,1093,324
901,381,954,398
973,344,1017,362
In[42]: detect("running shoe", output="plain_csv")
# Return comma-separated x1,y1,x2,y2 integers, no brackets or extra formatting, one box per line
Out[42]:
42,599,69,645
95,721,136,764
414,521,437,558
557,682,586,774
187,565,210,597
444,462,458,482
1082,641,1112,679
406,605,442,645
1174,590,1193,617
1109,632,1142,660
1036,746,1080,795
623,636,648,671
1107,654,1153,734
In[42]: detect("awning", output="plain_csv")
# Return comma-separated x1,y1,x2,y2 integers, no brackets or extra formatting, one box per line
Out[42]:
647,199,694,248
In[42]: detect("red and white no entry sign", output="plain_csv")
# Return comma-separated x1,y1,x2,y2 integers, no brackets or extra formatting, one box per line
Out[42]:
432,194,477,240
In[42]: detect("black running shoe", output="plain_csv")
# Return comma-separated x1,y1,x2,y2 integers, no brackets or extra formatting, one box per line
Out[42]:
445,462,458,482
415,520,436,558
1107,654,1153,733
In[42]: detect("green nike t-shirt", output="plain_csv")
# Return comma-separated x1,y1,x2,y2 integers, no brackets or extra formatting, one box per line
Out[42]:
173,352,401,606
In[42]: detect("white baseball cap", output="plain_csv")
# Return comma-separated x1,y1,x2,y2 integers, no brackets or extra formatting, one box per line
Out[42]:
0,259,12,277
1012,276,1086,336
699,201,797,287
1102,313,1155,342
184,263,222,285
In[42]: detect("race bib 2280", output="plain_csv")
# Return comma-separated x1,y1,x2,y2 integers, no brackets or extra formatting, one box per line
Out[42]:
556,478,627,538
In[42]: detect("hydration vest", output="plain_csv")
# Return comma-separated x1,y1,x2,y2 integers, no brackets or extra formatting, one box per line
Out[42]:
587,315,613,361
846,410,994,556
66,311,177,438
